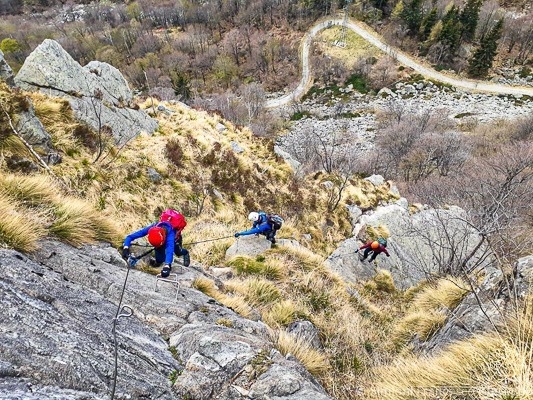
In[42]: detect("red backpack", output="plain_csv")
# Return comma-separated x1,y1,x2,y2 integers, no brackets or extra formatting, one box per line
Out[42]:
159,209,187,233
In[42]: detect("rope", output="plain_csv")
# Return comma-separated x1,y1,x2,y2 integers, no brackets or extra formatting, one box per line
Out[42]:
183,235,234,246
109,248,152,399
129,235,234,249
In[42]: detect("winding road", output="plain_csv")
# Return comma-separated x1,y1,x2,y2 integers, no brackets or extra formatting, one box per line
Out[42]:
265,18,533,109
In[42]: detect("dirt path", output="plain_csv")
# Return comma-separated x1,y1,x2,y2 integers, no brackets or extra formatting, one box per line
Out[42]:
265,18,533,109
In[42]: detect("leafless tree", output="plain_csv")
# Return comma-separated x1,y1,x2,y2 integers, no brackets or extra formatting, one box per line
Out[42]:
239,82,265,124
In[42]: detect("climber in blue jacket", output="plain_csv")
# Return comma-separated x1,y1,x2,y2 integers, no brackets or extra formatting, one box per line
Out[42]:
121,213,189,277
234,211,281,244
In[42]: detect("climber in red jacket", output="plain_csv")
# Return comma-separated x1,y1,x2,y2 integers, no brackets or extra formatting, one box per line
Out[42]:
355,238,390,263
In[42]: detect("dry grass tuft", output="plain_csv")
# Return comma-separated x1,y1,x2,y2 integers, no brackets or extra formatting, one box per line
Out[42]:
0,174,56,205
50,199,117,246
412,277,469,311
271,329,330,376
372,269,396,293
226,278,281,307
393,277,469,346
374,300,533,400
264,299,304,326
192,276,218,297
0,194,45,251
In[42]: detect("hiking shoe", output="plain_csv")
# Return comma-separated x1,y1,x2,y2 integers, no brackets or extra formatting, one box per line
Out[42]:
149,257,158,267
161,266,171,278
183,253,190,267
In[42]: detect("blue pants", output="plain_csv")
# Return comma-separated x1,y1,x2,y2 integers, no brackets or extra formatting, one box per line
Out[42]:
154,247,189,264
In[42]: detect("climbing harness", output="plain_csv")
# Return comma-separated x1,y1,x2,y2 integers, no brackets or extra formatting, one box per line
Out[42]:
109,248,152,400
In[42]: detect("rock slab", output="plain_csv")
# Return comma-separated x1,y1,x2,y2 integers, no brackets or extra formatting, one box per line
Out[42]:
0,240,333,400
325,204,490,289
0,49,15,86
226,235,273,259
15,39,157,145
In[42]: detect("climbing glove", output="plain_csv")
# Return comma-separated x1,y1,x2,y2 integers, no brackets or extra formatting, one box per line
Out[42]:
354,249,359,253
234,233,240,238
121,246,130,260
161,265,171,278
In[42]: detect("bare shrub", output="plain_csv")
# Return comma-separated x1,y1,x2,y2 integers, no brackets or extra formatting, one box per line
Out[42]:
367,56,398,90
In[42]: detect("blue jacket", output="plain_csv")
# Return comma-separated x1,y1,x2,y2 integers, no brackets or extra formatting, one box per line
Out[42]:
124,222,176,265
238,212,272,236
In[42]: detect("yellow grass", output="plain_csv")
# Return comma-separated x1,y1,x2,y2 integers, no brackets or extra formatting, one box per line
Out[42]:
0,174,56,205
0,194,45,251
393,277,469,346
374,301,533,400
316,26,382,69
271,329,330,376
50,198,117,246
412,277,469,311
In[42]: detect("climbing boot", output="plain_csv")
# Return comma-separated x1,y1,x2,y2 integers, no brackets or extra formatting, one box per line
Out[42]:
161,265,171,278
183,252,191,267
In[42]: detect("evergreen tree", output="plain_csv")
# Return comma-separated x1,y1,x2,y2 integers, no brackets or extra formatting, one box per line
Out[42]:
460,0,483,41
438,5,463,54
468,18,504,77
391,0,404,20
401,0,423,34
420,7,438,40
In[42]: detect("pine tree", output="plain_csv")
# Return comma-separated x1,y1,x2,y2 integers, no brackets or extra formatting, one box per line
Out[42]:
468,18,504,77
401,0,423,34
420,7,438,40
438,5,463,53
460,0,483,41
391,0,404,20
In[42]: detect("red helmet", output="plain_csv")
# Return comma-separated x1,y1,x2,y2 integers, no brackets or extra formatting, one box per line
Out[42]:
371,241,380,250
148,226,166,248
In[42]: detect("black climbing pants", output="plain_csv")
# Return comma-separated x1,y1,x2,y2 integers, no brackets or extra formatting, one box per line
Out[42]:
363,247,379,262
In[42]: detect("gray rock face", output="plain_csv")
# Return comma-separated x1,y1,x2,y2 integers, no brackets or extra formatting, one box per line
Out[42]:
363,174,385,186
277,239,301,248
13,102,53,153
325,204,490,289
230,141,244,153
423,255,533,352
147,167,162,183
15,39,157,145
346,204,362,227
0,247,177,399
0,49,15,86
0,240,331,399
287,321,322,349
274,145,302,175
226,235,273,259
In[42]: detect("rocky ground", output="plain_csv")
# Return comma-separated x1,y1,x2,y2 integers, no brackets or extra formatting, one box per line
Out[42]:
276,80,533,160
0,241,332,400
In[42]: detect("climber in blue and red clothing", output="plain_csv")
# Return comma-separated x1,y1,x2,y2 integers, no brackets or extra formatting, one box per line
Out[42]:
234,211,283,244
121,209,189,278
355,238,390,263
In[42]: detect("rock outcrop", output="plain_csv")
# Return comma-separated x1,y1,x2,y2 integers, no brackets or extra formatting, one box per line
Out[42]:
423,255,533,352
325,203,490,289
226,235,273,259
15,40,157,145
0,50,15,87
0,240,332,399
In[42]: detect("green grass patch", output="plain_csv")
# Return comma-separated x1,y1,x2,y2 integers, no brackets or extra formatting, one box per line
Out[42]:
290,111,313,121
454,112,475,119
345,74,369,94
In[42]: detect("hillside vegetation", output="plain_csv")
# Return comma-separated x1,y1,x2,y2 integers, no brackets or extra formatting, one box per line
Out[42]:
1,82,532,398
